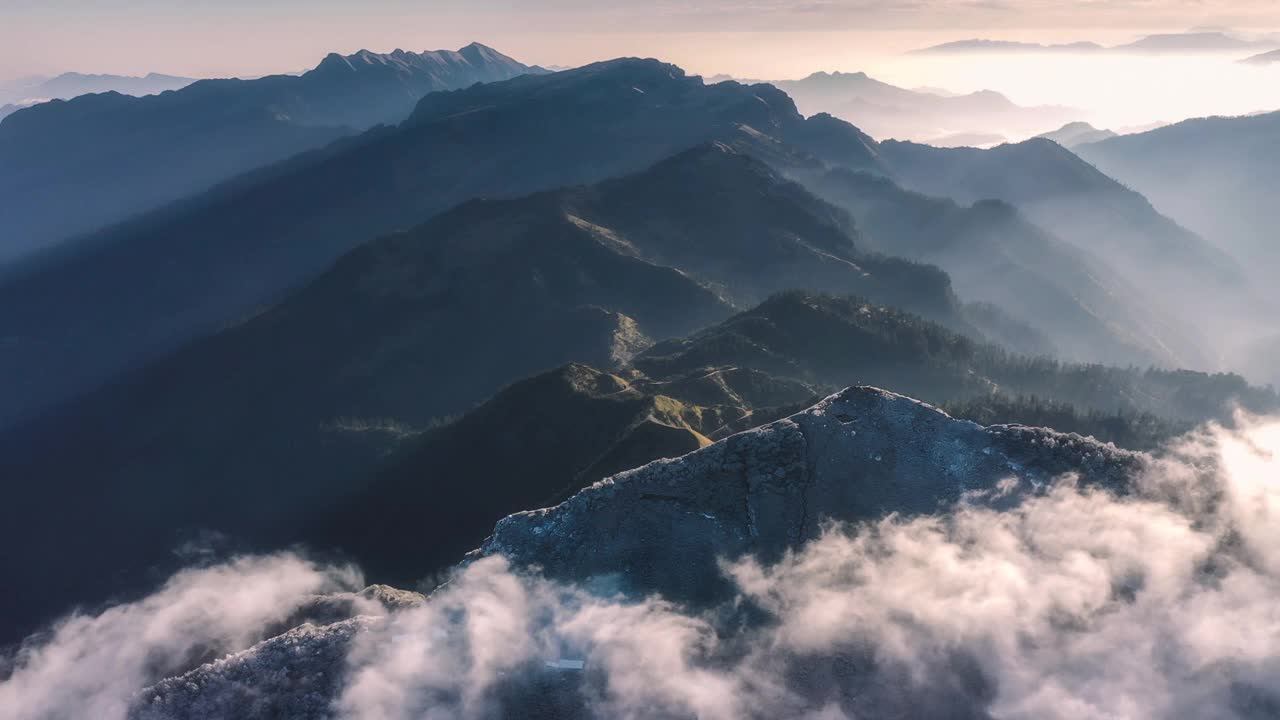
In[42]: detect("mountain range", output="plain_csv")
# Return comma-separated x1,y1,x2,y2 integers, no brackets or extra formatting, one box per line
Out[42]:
875,137,1252,367
1036,121,1117,147
701,74,1248,363
1073,110,1280,382
4,137,1271,646
4,223,1269,647
712,70,1077,145
3,37,1280,717
1075,109,1280,282
0,58,885,432
915,31,1280,55
0,144,964,642
0,53,1268,648
0,57,1238,435
0,71,196,119
0,43,543,262
797,167,1201,366
1242,49,1280,64
284,287,1275,595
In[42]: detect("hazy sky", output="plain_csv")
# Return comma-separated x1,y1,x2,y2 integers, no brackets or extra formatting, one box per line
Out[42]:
4,0,1280,133
3,0,1280,79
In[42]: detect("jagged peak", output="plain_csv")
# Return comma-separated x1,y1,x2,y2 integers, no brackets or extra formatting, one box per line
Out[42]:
311,42,531,75
459,41,502,56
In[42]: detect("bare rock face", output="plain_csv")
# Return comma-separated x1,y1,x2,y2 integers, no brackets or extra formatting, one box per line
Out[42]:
133,618,375,720
478,385,1141,603
127,387,1141,719
272,584,427,633
132,585,425,719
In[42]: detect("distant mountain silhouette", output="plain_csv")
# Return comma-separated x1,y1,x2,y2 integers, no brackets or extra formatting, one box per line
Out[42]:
875,137,1246,369
912,39,1105,54
915,31,1278,55
925,131,1006,148
0,43,543,261
0,71,195,107
724,70,1077,145
798,168,1188,366
1074,111,1280,379
1242,49,1280,64
1075,111,1280,279
0,59,886,431
1113,31,1276,53
1037,121,1117,147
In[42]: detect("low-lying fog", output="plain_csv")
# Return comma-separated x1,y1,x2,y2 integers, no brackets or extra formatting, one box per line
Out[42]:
566,30,1280,140
5,414,1279,719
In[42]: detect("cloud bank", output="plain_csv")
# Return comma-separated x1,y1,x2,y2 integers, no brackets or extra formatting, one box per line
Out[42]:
0,554,363,720
4,416,1280,719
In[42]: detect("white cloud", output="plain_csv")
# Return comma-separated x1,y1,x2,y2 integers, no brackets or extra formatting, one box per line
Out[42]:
0,554,362,720
7,416,1280,719
332,414,1280,720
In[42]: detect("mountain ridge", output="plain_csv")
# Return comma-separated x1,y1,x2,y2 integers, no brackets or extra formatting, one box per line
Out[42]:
914,31,1280,54
0,145,956,643
875,136,1246,369
122,384,1146,719
0,42,545,262
714,69,1077,145
0,57,885,431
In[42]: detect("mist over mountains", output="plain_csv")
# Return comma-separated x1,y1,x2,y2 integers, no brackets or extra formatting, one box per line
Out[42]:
0,43,542,263
0,72,196,120
2,25,1279,720
0,58,887,431
711,70,1077,146
915,30,1280,55
1037,121,1117,147
1242,48,1280,63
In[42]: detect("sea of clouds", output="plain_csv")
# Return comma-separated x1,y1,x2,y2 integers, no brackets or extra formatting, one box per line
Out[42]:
3,415,1279,719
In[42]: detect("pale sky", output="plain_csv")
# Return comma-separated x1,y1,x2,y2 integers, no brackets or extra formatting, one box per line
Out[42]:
3,0,1280,80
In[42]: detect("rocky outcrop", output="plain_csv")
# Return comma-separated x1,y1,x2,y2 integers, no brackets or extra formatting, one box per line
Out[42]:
477,386,1140,602
133,618,376,720
126,387,1142,718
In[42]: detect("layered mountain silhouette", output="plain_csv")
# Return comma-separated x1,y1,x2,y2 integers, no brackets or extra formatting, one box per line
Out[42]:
0,43,543,260
796,167,1188,366
1073,111,1280,381
0,71,195,115
754,70,1077,145
914,31,1279,55
3,55,1268,645
1074,111,1280,282
635,293,1274,426
1242,49,1280,64
0,58,886,430
0,145,958,643
1114,31,1278,53
912,39,1106,54
875,137,1246,367
1037,121,1117,147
